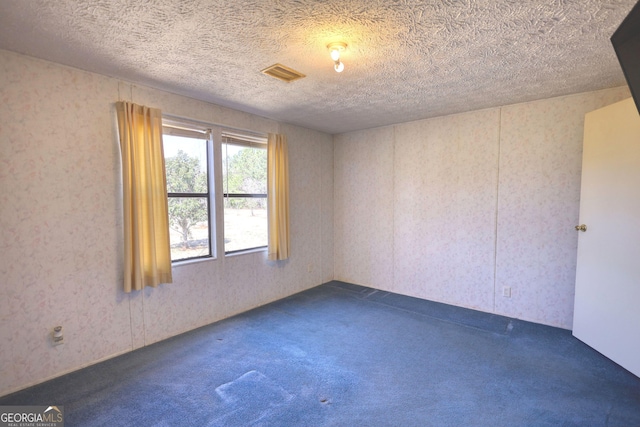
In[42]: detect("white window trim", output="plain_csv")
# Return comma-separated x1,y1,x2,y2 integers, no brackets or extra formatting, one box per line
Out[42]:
161,115,270,261
221,132,269,255
163,118,216,262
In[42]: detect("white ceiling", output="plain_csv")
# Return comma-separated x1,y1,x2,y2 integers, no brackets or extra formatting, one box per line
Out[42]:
0,0,635,134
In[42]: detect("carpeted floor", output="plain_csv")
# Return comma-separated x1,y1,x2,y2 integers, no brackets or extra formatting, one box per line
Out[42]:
2,281,639,426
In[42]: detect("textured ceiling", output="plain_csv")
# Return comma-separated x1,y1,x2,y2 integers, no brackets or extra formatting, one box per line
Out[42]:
0,0,635,134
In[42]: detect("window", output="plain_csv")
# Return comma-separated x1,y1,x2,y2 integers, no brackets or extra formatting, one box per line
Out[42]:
163,121,213,262
222,132,268,253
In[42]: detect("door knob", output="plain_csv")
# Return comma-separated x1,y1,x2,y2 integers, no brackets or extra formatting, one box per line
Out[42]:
575,224,587,232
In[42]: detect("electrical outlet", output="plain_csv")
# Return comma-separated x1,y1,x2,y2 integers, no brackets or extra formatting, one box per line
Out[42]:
307,264,314,273
52,326,64,346
502,287,511,298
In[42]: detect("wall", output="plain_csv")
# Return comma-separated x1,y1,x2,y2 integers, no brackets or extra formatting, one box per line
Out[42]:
0,49,333,396
334,86,631,329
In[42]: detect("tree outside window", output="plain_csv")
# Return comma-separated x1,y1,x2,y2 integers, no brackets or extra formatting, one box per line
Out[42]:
222,137,267,253
163,129,212,262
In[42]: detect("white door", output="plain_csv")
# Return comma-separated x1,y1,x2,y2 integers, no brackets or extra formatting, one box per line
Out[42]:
573,97,640,378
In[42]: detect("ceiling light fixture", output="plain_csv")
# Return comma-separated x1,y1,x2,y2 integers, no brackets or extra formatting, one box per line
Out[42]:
328,42,347,73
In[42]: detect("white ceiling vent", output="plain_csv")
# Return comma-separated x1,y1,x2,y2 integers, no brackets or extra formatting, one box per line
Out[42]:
261,64,306,83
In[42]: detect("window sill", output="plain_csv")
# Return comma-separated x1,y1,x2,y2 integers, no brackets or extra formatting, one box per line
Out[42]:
225,247,267,258
172,256,216,268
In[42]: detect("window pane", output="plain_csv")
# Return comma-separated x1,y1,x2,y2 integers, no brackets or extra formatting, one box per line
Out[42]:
164,135,208,194
222,140,268,253
224,197,267,253
163,129,212,262
222,143,267,195
168,197,210,261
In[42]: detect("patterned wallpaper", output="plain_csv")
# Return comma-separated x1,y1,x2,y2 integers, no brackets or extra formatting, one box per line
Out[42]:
334,86,631,329
392,109,501,313
495,89,633,328
0,49,333,396
334,127,395,289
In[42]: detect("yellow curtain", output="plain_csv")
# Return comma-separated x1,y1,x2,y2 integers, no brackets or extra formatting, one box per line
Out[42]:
116,101,173,292
267,133,290,261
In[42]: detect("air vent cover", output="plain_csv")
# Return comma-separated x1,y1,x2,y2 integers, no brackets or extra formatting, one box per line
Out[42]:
261,64,306,83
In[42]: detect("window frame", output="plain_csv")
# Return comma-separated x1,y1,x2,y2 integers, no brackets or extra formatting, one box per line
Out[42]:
162,119,216,263
221,132,268,255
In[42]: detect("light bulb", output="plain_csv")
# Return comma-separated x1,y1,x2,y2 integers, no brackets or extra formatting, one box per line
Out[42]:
327,42,347,73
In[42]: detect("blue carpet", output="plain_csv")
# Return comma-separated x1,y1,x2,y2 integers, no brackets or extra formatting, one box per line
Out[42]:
1,281,639,426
